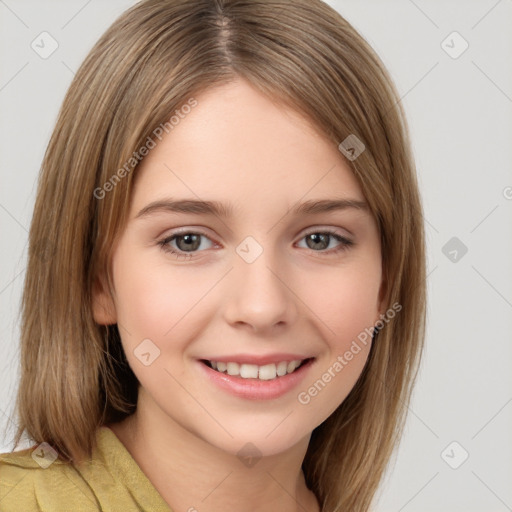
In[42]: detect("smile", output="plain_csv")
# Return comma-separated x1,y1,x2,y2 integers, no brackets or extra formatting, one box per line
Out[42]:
197,356,315,400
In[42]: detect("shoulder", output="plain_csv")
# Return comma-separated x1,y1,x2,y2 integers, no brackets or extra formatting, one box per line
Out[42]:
0,445,100,512
0,427,173,512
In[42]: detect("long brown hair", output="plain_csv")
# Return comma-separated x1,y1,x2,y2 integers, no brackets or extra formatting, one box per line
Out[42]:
10,1,426,510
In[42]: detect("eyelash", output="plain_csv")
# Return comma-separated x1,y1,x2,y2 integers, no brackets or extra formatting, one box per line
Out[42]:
157,229,354,258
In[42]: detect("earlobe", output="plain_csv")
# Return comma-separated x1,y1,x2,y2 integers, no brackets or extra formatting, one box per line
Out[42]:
92,275,117,325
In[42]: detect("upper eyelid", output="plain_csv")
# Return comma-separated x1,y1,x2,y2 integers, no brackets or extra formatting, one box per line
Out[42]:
161,225,350,237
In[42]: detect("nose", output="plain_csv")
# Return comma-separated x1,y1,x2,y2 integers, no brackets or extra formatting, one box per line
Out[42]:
222,245,298,334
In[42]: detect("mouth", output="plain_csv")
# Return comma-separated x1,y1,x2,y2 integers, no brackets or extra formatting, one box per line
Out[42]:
200,358,314,381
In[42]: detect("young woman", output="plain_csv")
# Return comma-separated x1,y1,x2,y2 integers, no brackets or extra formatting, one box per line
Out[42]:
0,0,426,510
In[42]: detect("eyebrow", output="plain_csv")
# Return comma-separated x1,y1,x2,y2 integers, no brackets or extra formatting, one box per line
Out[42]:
135,197,368,220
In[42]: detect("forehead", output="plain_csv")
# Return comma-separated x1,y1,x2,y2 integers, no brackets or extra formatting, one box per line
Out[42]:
130,77,365,216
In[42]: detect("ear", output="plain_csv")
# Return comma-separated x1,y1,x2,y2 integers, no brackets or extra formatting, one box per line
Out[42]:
92,273,117,325
373,272,388,326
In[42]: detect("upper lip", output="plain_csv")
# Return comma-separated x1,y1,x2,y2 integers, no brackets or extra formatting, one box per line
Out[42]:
199,353,313,365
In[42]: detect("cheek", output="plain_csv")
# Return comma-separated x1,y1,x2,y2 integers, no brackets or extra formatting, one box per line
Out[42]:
110,247,220,386
294,259,380,414
305,259,382,350
110,251,205,395
296,258,381,388
112,248,204,338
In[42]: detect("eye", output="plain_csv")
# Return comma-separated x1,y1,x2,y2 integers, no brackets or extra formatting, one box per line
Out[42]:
296,230,354,254
157,228,354,259
158,231,215,257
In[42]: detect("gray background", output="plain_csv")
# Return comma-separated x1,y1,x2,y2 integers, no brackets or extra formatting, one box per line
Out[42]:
1,1,511,510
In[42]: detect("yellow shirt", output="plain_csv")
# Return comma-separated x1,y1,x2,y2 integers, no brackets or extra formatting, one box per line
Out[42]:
0,426,173,511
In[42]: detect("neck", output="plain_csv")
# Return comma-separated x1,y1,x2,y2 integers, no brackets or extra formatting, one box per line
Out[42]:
108,392,319,512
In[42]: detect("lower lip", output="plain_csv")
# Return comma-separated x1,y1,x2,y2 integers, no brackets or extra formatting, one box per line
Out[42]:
197,359,314,400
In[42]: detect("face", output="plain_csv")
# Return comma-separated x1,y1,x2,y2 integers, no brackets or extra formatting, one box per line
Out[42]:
94,77,385,457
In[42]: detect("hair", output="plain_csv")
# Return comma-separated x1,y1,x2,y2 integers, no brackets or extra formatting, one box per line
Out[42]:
9,0,426,510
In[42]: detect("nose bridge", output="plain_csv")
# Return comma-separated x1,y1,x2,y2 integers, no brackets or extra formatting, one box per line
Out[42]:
223,236,296,330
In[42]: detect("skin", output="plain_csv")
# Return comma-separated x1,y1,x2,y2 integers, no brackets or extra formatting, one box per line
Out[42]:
94,76,385,512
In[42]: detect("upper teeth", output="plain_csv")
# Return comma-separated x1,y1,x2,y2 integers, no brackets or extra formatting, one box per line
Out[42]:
210,360,303,380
